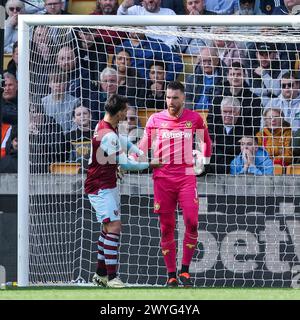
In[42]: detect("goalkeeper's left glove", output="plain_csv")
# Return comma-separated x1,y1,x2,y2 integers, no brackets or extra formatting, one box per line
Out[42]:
192,150,211,176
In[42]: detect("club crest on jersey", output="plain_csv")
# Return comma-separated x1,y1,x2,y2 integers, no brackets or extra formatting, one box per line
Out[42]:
161,122,168,127
154,202,160,211
185,121,192,128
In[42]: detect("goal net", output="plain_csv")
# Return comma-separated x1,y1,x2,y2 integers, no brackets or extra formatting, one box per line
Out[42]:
18,15,300,287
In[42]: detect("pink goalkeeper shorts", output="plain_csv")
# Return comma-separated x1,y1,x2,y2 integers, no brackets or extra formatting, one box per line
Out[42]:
153,175,199,214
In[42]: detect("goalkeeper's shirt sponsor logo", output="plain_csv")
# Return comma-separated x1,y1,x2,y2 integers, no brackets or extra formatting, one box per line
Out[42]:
161,131,192,139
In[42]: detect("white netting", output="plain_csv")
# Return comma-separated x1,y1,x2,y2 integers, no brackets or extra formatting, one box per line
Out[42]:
21,22,300,287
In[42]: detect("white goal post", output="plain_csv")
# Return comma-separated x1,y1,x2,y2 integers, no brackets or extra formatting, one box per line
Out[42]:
18,14,300,287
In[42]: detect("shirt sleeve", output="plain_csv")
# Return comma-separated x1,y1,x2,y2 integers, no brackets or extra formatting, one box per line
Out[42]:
117,152,149,171
101,131,149,170
100,131,122,156
119,134,144,156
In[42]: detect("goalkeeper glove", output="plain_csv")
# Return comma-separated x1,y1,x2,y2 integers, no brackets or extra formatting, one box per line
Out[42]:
192,150,210,176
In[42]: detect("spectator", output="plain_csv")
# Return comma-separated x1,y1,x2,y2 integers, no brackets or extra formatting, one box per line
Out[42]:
272,0,299,14
185,47,223,110
249,42,286,107
120,30,183,82
126,106,142,138
91,0,119,14
254,0,286,14
6,41,18,79
29,103,67,174
73,28,107,82
134,0,185,14
208,62,262,135
204,0,239,14
238,0,256,14
230,136,274,175
42,73,80,133
30,26,57,99
65,105,92,171
88,67,119,125
111,48,146,108
99,66,119,98
185,0,214,14
209,26,246,68
117,0,179,50
1,72,18,126
247,27,295,70
43,0,70,14
4,0,25,54
91,0,127,54
0,126,18,173
256,107,293,167
56,46,98,100
268,72,300,132
178,0,211,55
208,96,246,174
146,61,167,109
119,105,143,144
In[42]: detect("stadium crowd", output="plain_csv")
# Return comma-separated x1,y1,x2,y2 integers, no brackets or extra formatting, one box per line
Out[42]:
1,0,300,175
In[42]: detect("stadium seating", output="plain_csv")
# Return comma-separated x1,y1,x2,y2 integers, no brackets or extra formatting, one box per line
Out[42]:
49,162,81,174
3,54,12,70
178,54,197,83
68,0,95,14
286,165,300,175
274,164,283,175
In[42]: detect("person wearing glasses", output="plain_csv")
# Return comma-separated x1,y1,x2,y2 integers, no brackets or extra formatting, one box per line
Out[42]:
267,72,300,132
4,0,25,54
44,0,70,14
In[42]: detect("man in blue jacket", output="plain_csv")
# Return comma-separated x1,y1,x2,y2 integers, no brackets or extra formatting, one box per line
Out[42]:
230,136,274,175
118,31,183,82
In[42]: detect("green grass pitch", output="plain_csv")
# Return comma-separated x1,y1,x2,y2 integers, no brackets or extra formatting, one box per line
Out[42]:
0,287,300,300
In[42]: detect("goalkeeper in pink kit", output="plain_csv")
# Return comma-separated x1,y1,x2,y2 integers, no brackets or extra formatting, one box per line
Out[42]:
138,81,212,287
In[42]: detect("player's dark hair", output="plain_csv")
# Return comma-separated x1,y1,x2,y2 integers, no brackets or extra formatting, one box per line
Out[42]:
167,81,185,93
105,94,128,116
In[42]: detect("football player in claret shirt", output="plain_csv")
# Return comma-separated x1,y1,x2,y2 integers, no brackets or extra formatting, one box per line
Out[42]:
84,94,160,288
138,81,212,287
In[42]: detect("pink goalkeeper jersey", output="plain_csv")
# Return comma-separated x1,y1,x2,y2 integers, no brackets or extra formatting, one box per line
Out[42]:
139,109,212,178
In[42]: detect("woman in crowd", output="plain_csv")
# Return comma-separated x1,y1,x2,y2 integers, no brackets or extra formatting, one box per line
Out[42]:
256,107,293,167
